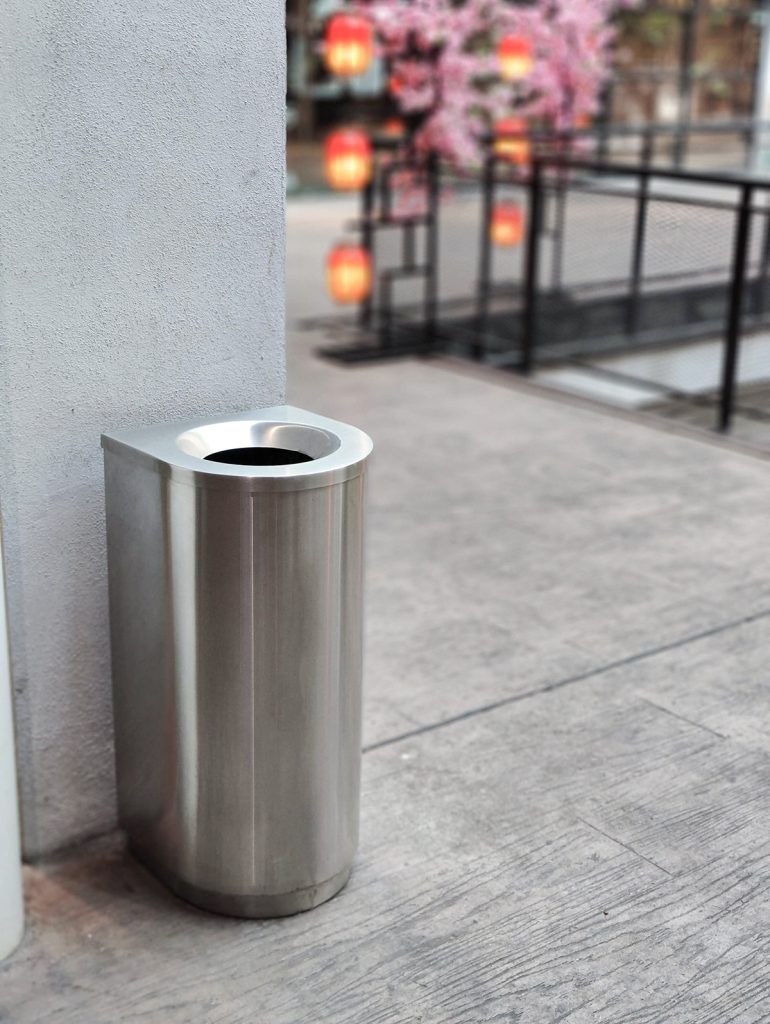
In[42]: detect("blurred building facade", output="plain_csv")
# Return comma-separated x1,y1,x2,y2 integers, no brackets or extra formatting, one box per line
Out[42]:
611,0,764,126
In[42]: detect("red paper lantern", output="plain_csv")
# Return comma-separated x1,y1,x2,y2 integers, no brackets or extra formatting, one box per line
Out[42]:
382,118,406,138
324,129,373,191
327,245,372,304
494,117,531,166
491,204,525,247
389,74,404,97
498,35,534,82
324,13,374,78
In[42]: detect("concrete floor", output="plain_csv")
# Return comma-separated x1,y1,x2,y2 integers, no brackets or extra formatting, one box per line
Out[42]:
3,199,770,1022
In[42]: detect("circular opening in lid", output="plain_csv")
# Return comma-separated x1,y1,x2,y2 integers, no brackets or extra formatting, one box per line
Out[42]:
176,421,341,465
204,447,314,466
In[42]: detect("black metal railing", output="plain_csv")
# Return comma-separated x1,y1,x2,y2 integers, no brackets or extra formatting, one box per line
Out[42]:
319,121,770,436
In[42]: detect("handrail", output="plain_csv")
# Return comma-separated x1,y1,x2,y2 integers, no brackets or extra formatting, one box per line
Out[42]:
370,119,770,150
530,156,770,190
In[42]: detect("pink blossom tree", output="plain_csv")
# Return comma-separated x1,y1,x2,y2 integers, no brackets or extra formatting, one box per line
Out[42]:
355,0,632,170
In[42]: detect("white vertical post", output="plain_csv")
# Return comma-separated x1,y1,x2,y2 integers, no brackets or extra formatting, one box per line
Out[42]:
0,520,23,961
753,0,770,171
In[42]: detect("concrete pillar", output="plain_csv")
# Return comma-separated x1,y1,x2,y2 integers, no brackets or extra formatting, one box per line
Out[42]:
0,0,287,856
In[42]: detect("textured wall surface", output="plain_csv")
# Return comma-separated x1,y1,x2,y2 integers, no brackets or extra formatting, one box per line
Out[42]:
0,0,286,856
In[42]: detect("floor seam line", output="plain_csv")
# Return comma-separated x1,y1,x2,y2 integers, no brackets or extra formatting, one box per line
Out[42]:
362,605,770,754
639,698,728,739
575,816,674,877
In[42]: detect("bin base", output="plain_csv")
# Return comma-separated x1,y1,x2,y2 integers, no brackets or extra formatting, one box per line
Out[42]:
130,843,352,919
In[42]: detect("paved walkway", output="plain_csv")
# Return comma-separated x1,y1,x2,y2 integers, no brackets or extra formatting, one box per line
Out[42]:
2,199,770,1022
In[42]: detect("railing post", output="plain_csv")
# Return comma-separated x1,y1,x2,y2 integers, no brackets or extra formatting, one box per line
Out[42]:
744,122,755,171
403,220,416,270
672,4,696,168
424,151,440,353
760,191,770,316
381,274,393,349
378,164,395,349
359,177,375,329
639,126,654,168
719,183,753,432
550,155,568,292
521,159,543,375
626,137,653,336
597,81,613,163
475,150,495,361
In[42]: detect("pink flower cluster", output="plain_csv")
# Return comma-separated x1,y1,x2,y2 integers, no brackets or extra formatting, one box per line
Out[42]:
356,0,633,169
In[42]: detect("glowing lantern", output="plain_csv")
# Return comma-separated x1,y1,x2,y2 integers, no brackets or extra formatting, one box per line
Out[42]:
324,129,373,191
494,118,531,165
498,35,533,82
491,204,525,247
389,74,404,97
323,13,374,78
382,118,406,138
327,244,372,304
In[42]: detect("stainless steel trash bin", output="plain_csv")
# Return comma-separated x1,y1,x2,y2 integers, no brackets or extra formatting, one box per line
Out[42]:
101,405,372,918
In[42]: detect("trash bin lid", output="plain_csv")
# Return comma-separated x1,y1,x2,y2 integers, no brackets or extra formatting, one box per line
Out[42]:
101,405,373,493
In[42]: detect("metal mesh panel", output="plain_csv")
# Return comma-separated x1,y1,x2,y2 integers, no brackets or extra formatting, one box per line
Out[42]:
520,176,770,437
642,192,736,283
557,186,637,291
553,187,716,404
437,189,485,306
633,194,735,399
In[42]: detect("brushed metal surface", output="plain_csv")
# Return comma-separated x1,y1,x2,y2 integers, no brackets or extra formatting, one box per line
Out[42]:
102,407,371,917
132,844,352,918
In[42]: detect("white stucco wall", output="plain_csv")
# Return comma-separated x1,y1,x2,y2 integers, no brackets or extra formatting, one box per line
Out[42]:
0,0,287,856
